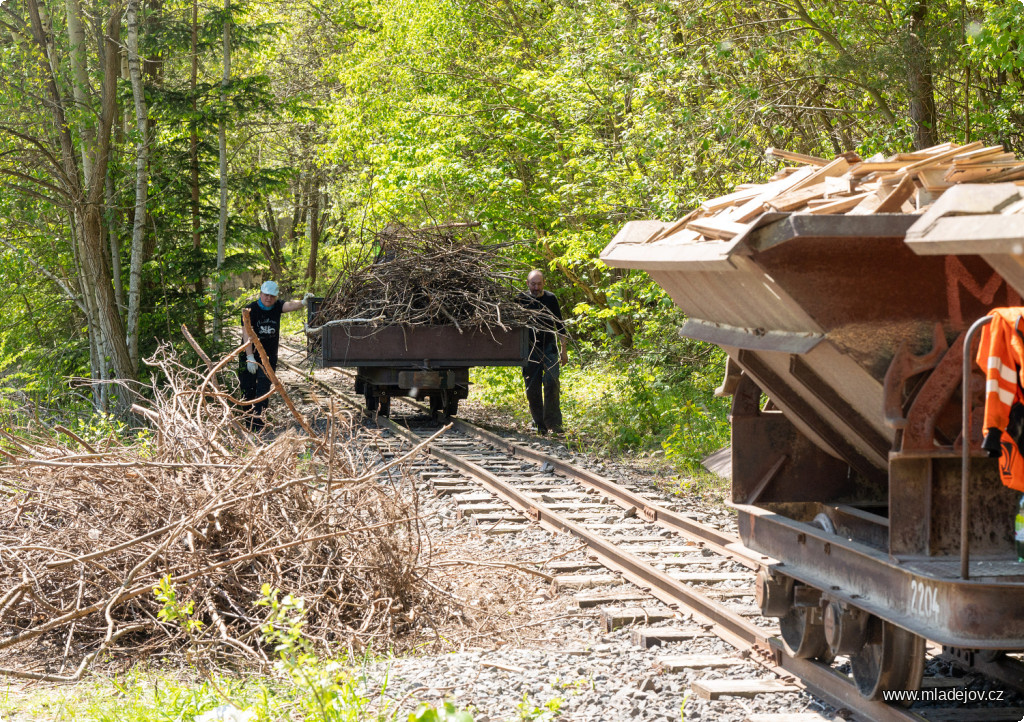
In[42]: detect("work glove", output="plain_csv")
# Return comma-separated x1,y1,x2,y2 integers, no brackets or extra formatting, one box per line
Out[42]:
301,292,314,307
246,354,258,375
982,427,1003,458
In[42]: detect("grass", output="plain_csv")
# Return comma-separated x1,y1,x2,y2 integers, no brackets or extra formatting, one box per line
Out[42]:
0,585,477,722
470,350,732,498
0,663,474,722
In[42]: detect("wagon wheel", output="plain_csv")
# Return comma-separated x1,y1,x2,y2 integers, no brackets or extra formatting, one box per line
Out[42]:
779,604,833,663
850,617,925,702
428,394,442,420
378,394,391,418
443,396,460,417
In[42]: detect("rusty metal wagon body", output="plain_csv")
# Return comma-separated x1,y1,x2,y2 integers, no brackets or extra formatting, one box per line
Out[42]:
310,300,529,416
602,181,1024,699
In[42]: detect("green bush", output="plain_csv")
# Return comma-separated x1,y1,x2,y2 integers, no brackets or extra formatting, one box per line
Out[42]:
471,342,731,473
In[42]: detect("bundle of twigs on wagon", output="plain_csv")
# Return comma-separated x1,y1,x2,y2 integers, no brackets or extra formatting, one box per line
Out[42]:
310,223,546,334
0,344,451,680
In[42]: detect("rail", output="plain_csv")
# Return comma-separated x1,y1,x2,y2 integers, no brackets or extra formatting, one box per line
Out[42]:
278,356,927,721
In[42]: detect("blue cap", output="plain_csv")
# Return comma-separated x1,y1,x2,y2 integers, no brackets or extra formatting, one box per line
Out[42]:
260,280,279,296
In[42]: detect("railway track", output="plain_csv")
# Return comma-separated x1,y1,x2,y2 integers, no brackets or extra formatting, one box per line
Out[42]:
271,349,1024,721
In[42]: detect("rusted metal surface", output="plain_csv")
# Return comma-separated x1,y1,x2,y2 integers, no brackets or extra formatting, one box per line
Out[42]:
729,374,858,505
321,324,529,367
737,503,1024,648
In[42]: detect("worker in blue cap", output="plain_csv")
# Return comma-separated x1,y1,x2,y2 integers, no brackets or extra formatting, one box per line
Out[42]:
239,280,312,430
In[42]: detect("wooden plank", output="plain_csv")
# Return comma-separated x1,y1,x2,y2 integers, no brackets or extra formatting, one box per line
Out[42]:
646,209,700,243
456,503,510,517
656,654,746,672
617,545,701,554
874,173,917,213
452,492,495,502
764,184,828,212
600,606,676,632
916,168,952,192
687,217,750,241
785,156,851,194
950,144,1006,163
631,627,709,648
849,160,912,177
667,571,750,583
732,166,816,222
544,560,604,572
553,574,620,590
691,679,800,700
470,513,528,524
576,590,647,608
806,191,873,215
824,175,857,195
701,186,765,212
955,151,1017,165
432,486,476,496
897,140,983,174
466,524,528,535
946,163,1024,183
765,147,829,166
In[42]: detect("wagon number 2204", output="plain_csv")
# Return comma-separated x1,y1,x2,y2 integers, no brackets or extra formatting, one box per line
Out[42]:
909,580,941,619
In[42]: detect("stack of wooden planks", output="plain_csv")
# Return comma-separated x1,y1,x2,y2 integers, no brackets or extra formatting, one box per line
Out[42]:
639,141,1024,245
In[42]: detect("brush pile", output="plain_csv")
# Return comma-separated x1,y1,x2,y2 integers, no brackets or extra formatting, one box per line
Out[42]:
312,224,543,332
0,345,443,680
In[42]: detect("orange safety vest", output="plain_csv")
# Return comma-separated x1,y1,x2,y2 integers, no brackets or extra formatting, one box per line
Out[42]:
975,307,1024,492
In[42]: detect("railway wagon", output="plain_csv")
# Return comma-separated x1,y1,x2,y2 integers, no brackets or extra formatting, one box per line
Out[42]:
309,299,529,417
601,182,1024,700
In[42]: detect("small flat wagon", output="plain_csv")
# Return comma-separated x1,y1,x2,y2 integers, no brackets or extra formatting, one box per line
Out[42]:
310,301,529,417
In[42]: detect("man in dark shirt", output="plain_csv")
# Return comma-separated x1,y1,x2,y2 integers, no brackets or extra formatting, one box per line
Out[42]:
239,280,309,430
519,269,568,435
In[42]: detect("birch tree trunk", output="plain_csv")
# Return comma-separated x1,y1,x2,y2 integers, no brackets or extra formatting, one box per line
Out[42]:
125,0,148,371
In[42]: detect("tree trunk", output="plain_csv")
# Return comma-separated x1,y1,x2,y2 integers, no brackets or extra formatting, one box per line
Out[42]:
64,0,95,182
125,0,148,371
305,180,319,285
906,1,938,150
213,0,231,341
105,168,125,314
190,0,205,337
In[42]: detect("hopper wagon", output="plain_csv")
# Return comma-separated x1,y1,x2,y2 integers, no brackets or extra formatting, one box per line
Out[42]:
602,179,1024,699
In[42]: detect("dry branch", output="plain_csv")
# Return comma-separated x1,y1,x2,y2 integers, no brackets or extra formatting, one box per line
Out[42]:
311,224,550,334
0,343,451,679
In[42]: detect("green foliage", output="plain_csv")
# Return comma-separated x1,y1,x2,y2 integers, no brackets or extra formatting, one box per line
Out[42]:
256,585,389,721
154,575,205,636
471,341,731,475
408,701,474,722
515,693,563,721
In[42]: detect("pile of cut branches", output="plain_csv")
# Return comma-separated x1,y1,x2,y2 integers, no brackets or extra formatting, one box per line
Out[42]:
312,224,545,332
0,345,445,680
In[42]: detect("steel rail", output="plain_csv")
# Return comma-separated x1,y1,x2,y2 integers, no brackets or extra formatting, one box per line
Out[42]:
320,363,758,567
281,359,924,722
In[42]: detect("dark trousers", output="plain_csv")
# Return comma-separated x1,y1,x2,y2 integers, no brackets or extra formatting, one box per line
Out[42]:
523,345,562,433
239,363,272,430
